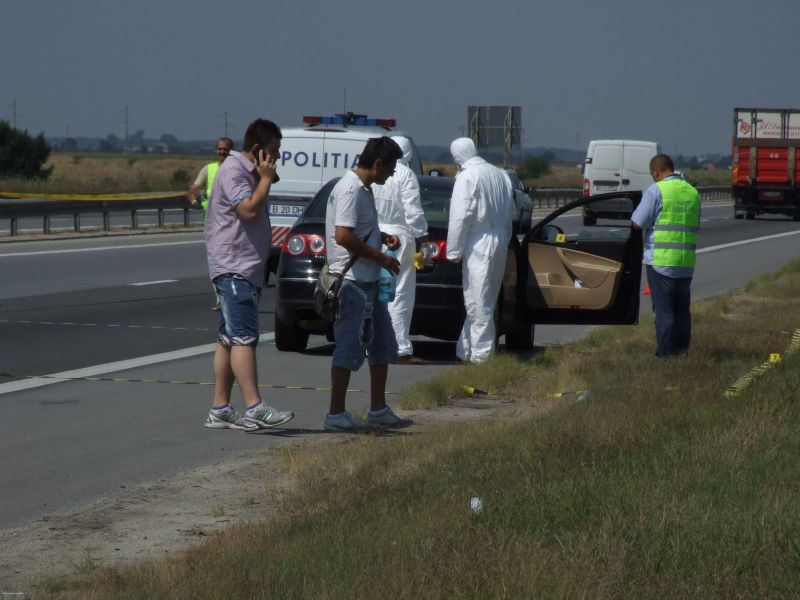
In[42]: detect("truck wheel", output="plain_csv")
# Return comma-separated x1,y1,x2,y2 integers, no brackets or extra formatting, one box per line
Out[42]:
274,314,309,352
505,324,535,352
745,211,756,220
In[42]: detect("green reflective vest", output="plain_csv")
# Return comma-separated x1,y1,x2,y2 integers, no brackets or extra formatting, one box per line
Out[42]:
652,178,700,268
202,162,220,210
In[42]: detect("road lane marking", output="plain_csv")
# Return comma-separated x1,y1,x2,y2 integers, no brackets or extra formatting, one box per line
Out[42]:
697,229,800,254
0,319,209,332
0,239,203,258
0,332,274,396
129,279,179,286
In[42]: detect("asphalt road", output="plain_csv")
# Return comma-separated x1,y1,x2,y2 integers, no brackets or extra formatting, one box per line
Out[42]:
2,201,800,528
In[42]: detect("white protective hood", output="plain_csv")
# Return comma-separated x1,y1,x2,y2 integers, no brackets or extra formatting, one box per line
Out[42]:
391,135,412,167
450,137,477,168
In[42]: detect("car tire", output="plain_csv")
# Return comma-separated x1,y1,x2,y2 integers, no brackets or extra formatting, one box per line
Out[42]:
793,212,800,222
274,314,309,352
583,215,597,226
745,211,756,220
505,324,535,352
734,212,744,219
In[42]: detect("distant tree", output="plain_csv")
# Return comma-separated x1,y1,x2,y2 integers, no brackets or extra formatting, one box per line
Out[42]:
59,138,78,152
0,120,53,179
99,133,121,153
518,156,551,180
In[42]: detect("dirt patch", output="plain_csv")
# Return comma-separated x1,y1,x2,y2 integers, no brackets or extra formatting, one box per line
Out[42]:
0,398,541,595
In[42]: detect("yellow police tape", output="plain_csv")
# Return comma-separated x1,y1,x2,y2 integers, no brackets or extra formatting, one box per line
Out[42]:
542,328,800,402
0,191,183,201
723,328,800,398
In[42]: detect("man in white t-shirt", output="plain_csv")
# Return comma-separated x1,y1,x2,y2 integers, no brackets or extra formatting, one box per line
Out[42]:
323,136,413,433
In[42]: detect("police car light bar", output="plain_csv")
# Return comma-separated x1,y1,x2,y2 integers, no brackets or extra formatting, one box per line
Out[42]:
302,114,396,128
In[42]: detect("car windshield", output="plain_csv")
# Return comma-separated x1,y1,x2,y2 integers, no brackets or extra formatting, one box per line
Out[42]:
303,177,454,225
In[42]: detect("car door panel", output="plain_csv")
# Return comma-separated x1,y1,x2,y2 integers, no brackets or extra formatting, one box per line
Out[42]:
515,192,643,326
527,245,622,310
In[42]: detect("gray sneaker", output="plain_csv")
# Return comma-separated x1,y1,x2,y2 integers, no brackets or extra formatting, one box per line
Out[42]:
245,403,294,429
324,410,374,433
205,407,259,431
367,406,413,429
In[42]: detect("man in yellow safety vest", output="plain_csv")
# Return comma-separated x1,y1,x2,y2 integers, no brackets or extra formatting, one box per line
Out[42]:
632,154,701,357
187,137,234,216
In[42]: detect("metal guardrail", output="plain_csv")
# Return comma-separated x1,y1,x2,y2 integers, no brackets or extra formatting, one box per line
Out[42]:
0,194,192,236
529,186,730,209
0,186,731,237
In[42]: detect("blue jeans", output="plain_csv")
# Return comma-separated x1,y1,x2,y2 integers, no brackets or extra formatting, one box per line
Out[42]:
332,280,398,371
646,265,692,357
213,274,261,347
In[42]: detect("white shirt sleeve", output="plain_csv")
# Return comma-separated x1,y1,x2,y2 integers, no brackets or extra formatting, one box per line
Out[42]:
193,164,209,188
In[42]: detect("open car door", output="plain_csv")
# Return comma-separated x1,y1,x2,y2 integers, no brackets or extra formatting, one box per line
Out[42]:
509,191,643,326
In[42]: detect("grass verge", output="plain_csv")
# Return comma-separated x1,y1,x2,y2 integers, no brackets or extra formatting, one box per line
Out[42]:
37,260,800,599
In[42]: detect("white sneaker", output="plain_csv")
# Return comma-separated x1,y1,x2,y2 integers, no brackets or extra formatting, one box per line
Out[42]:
244,403,294,429
205,407,259,431
324,411,373,433
367,405,413,429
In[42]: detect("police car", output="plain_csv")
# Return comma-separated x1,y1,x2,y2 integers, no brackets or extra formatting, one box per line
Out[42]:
267,113,423,272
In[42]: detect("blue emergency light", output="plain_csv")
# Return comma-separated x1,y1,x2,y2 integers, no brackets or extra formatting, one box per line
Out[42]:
303,113,396,128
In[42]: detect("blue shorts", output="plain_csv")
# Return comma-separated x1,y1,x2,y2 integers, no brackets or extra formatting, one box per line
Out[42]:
332,280,398,371
213,274,261,347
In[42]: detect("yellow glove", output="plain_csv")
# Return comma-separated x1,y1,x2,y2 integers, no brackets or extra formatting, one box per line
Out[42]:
414,252,425,270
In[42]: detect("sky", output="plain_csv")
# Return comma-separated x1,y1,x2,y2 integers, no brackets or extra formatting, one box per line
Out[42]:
2,0,798,157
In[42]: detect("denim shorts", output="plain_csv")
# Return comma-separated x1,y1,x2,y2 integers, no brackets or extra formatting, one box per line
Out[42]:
213,274,262,347
332,280,398,371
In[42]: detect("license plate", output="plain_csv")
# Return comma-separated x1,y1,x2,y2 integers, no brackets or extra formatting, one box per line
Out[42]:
758,191,784,202
594,184,617,192
269,203,305,216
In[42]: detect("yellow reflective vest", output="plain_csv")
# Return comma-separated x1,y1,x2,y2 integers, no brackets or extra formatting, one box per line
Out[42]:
652,178,700,268
202,162,220,210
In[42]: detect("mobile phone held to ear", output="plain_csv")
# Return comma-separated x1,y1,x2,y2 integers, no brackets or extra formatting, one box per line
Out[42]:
251,144,261,164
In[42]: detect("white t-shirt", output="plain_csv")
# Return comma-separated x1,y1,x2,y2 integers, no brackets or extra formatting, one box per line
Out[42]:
325,170,381,282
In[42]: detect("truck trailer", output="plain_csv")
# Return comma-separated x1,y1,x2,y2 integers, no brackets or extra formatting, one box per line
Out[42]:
732,108,800,220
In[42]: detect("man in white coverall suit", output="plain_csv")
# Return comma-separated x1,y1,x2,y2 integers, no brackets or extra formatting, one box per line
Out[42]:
373,136,430,364
446,137,514,363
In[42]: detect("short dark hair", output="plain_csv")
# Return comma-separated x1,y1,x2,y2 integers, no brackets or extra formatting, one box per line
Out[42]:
217,137,234,149
357,136,402,169
649,154,674,173
243,119,282,153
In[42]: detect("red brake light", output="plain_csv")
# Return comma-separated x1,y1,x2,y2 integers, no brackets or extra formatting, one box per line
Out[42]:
283,234,326,256
583,178,590,197
429,240,447,261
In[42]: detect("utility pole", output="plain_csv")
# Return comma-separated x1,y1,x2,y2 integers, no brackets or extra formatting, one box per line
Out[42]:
124,105,129,152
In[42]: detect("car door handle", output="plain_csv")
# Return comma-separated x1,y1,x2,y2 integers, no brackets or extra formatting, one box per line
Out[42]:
621,178,630,185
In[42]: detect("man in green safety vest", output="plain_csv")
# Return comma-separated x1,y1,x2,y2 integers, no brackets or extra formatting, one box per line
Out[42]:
186,137,234,216
632,154,700,357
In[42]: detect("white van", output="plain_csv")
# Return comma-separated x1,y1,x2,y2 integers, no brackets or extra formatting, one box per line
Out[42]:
267,113,422,268
581,139,659,225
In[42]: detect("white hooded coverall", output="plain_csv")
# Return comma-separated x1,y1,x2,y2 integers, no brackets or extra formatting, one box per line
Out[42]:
446,138,514,363
373,136,428,357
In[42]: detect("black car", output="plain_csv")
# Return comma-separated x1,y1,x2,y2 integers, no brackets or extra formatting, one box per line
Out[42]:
274,176,644,352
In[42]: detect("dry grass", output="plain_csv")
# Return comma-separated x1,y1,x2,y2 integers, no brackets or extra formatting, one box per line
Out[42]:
0,153,208,195
36,260,800,598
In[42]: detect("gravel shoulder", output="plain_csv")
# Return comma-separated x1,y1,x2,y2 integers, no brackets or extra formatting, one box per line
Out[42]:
0,398,540,595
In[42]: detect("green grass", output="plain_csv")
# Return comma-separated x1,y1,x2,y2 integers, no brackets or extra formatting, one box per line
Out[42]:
36,261,800,599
